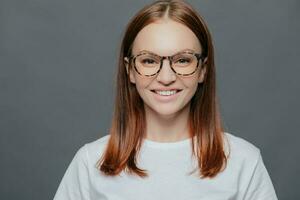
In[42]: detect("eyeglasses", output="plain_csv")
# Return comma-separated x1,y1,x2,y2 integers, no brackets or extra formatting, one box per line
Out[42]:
128,51,205,77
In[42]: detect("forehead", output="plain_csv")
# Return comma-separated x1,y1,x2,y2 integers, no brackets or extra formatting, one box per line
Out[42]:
132,19,202,56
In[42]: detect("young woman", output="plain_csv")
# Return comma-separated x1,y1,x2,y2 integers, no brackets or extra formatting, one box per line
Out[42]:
54,0,278,199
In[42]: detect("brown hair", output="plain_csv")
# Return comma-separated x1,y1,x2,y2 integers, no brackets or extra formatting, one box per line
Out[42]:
97,0,228,179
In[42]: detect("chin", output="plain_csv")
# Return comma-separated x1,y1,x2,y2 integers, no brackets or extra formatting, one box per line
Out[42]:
146,103,187,118
155,109,179,117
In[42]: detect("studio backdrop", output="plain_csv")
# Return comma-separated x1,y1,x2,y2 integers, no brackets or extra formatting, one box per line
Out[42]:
1,0,299,199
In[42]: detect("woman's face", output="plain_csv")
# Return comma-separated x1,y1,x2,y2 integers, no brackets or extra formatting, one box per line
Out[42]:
125,19,206,118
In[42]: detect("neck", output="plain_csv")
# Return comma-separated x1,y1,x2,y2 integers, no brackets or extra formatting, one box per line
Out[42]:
144,103,191,142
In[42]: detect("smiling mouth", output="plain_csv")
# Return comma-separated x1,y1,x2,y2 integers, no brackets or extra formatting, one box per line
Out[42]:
150,89,183,96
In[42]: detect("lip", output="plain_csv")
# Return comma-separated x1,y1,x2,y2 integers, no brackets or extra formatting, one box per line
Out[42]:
150,89,183,103
151,88,182,91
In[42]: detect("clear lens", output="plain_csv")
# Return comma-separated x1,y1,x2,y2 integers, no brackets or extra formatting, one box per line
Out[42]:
172,53,198,74
135,54,160,76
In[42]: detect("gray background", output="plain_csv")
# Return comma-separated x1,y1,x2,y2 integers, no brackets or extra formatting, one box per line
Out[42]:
1,0,299,199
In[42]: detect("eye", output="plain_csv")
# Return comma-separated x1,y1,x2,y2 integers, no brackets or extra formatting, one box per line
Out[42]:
175,58,192,64
142,59,155,64
177,58,190,63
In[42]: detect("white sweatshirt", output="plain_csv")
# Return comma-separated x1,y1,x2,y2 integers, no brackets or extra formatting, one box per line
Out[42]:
53,132,278,200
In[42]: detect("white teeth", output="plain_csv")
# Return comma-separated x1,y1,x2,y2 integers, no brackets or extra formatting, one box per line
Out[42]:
155,90,178,96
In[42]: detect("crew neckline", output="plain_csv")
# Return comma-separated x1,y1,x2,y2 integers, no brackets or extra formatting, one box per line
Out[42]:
143,136,196,149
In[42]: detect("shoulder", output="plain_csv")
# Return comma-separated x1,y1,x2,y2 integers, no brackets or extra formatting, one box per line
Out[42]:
222,132,278,199
85,134,110,149
223,131,261,163
79,134,111,164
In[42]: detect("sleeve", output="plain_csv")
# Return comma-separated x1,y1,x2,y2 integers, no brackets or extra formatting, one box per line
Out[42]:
243,151,278,200
53,144,91,200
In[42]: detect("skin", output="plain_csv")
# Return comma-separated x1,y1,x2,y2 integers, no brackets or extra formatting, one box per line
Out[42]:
124,19,207,142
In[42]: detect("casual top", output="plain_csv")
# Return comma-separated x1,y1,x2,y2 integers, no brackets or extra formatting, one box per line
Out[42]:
53,132,278,200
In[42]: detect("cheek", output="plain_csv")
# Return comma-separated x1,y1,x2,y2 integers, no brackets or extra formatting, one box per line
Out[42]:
181,76,199,89
181,77,200,99
134,76,152,93
187,82,199,97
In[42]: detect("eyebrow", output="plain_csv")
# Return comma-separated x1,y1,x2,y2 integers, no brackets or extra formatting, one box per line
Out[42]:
137,48,197,56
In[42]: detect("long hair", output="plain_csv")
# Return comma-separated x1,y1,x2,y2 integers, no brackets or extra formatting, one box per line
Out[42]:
97,0,228,179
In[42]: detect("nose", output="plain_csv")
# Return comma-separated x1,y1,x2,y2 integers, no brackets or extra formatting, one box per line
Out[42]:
156,58,176,84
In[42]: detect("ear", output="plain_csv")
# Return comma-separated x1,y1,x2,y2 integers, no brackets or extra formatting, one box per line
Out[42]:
124,57,136,84
198,57,208,84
